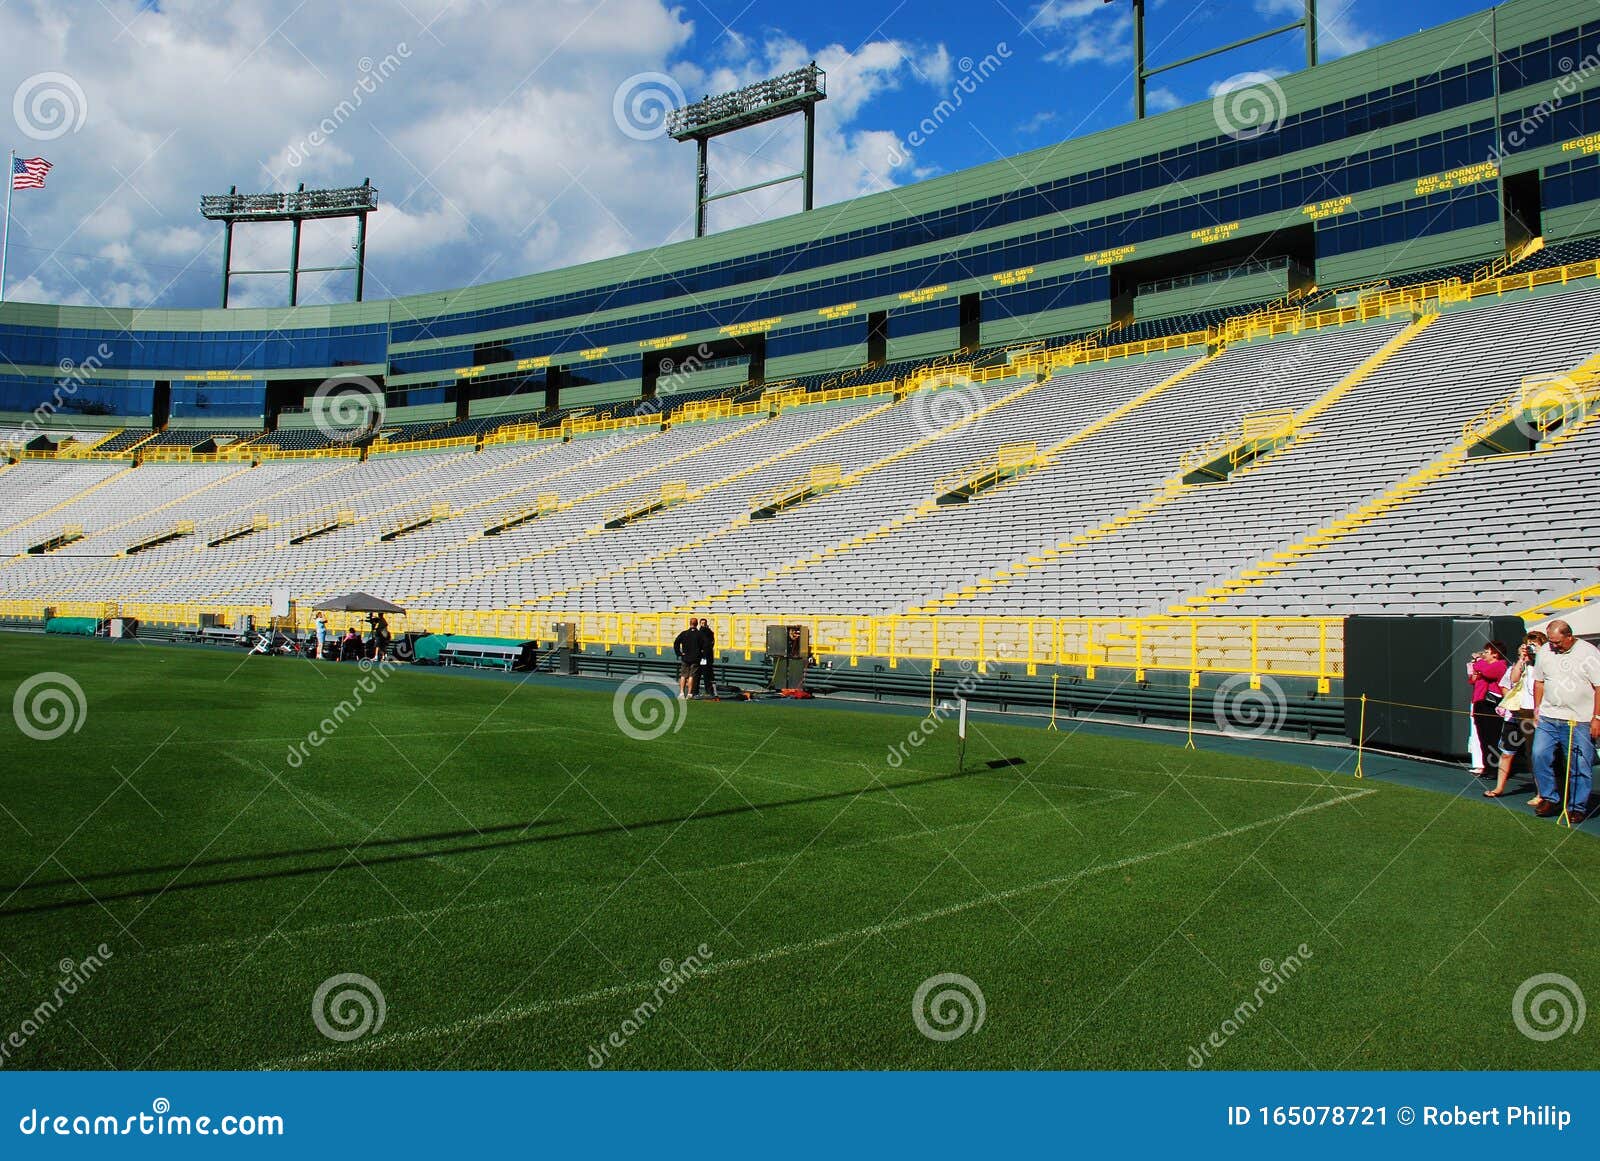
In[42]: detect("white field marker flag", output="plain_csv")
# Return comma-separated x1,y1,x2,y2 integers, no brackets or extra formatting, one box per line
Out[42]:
956,698,968,773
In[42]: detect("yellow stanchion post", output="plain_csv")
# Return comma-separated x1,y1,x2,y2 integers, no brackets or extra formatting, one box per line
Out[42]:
1354,694,1367,779
929,661,936,714
1562,720,1575,827
1185,678,1196,750
1047,673,1059,731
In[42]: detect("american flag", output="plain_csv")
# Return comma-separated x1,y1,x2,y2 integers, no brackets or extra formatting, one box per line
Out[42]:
12,157,52,190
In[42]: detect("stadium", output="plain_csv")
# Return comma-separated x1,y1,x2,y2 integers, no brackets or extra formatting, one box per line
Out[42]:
1,0,1598,1073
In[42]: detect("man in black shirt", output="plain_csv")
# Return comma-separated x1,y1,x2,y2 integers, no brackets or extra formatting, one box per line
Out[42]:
697,617,717,699
672,618,699,700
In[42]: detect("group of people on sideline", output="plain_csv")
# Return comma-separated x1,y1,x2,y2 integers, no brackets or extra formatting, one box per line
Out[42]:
673,618,718,699
1468,618,1599,822
311,611,392,662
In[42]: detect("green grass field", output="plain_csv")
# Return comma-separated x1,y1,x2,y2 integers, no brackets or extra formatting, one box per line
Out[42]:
0,632,1595,1070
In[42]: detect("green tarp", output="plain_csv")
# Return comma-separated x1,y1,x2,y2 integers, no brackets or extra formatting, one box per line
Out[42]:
44,617,99,636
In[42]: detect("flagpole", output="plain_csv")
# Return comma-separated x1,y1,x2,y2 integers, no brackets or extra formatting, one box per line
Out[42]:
1,149,13,303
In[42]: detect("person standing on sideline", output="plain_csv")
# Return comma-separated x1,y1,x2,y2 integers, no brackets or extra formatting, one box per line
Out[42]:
697,618,717,699
1468,641,1509,777
1485,631,1546,799
673,618,699,699
370,612,391,662
314,612,329,660
1530,619,1600,822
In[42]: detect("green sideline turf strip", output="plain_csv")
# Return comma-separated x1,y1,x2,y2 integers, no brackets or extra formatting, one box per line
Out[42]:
0,635,1596,1070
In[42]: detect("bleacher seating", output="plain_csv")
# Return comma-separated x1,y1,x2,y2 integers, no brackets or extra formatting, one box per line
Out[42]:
93,429,156,453
3,272,1597,627
141,428,257,448
1500,233,1600,277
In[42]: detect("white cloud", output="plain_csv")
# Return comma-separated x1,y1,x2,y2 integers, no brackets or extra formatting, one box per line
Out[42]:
1034,0,1132,66
1255,0,1377,59
0,0,945,309
1146,86,1184,113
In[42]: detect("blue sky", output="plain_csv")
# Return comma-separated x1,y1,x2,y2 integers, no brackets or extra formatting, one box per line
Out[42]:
0,0,1497,310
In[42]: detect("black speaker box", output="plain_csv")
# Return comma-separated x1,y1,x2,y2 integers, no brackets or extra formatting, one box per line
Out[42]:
1344,614,1525,760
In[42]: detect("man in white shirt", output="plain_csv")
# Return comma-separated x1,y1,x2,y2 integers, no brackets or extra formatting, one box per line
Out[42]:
1530,619,1600,822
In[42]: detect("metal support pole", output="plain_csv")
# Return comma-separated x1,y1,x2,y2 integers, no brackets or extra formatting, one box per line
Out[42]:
1306,0,1319,67
803,104,816,212
1133,0,1146,120
220,218,233,308
1,150,15,304
695,138,708,238
289,216,302,306
354,212,368,302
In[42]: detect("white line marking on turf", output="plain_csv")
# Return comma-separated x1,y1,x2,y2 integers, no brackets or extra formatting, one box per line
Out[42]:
258,787,1376,1068
140,800,1110,962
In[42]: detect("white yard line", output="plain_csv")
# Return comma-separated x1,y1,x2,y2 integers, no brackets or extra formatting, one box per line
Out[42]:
139,801,1092,962
258,787,1377,1068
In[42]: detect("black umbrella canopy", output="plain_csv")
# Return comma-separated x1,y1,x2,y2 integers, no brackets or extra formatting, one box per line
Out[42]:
313,592,406,614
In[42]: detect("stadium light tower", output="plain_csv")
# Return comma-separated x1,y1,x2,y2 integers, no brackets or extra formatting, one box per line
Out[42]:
666,63,826,238
1107,0,1318,119
200,180,379,308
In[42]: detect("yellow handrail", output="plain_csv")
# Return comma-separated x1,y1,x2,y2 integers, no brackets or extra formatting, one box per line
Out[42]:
0,600,1342,680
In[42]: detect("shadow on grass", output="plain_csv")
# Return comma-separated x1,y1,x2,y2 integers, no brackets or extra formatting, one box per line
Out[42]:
0,766,999,918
